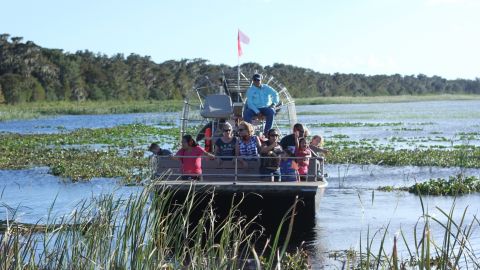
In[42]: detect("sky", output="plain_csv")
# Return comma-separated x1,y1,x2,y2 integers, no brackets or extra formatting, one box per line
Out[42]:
1,0,479,79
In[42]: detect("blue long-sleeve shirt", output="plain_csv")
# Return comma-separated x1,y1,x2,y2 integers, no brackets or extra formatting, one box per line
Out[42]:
246,84,280,114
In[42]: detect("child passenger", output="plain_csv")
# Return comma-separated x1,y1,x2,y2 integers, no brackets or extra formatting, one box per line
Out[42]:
309,135,329,157
260,128,283,181
280,149,299,182
148,143,173,156
295,137,311,181
174,135,215,180
148,143,172,178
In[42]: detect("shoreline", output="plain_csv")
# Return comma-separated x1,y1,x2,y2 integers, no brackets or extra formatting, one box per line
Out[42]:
1,94,479,121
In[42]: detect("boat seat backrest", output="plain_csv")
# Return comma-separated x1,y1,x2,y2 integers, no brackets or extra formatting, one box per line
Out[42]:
152,155,324,182
152,156,260,181
200,94,233,119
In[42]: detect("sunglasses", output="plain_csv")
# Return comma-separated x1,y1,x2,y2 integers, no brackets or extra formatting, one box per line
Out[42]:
223,129,231,132
253,79,260,82
238,128,246,131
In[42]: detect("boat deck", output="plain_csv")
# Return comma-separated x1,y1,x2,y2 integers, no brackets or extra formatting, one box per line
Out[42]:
152,156,327,199
154,180,327,196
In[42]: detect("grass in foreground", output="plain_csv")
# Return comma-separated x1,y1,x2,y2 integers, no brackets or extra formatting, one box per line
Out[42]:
0,181,309,269
333,194,479,269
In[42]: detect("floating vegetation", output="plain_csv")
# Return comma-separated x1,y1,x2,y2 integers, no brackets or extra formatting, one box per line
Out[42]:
309,122,403,128
457,132,480,140
2,121,479,180
412,122,435,126
0,124,181,181
377,174,480,195
331,134,350,139
392,127,423,131
409,174,480,195
297,111,375,116
376,185,409,192
325,141,480,168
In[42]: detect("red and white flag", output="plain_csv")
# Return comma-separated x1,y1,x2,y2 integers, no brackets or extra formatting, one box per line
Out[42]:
237,29,250,57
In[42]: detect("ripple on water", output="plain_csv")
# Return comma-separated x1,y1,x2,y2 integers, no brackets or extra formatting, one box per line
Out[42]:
0,167,141,224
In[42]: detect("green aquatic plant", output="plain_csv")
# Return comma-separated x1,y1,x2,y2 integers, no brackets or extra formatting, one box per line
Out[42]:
0,124,181,180
294,94,480,106
325,141,480,168
334,194,480,269
409,174,480,196
309,122,403,128
378,175,480,196
392,127,423,131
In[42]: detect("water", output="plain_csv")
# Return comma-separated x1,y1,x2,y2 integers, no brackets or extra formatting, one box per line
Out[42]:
0,112,178,134
312,164,480,267
0,167,142,224
1,100,480,267
298,100,480,149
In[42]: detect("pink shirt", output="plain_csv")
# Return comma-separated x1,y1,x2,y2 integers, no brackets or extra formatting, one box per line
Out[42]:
176,146,204,175
295,148,311,175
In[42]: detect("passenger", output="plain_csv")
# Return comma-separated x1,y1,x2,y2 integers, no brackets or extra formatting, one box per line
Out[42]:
148,143,173,156
243,73,280,135
295,137,312,181
215,122,237,162
309,135,329,157
280,123,306,153
235,121,261,167
148,143,172,178
174,134,215,180
259,128,283,181
280,149,299,182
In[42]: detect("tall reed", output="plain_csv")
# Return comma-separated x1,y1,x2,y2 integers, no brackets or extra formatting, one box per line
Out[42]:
346,193,480,269
0,180,308,269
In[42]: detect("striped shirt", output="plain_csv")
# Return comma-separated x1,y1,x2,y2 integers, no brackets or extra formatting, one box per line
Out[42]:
239,136,259,159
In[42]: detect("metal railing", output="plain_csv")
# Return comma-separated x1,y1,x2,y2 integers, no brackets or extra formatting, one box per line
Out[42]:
151,155,326,183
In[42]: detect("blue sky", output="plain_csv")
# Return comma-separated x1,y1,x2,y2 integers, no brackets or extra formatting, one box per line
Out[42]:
2,0,479,79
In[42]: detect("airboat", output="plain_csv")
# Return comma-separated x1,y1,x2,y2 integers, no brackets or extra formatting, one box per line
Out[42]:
152,70,327,209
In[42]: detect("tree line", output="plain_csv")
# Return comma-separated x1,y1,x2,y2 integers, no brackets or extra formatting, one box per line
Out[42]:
1,33,479,104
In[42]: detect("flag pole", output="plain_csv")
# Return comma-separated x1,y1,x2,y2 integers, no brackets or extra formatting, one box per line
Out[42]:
237,30,240,95
237,52,240,95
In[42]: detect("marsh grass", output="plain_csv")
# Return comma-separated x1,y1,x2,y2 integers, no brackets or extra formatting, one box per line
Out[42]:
0,124,181,180
0,181,309,269
295,94,480,105
408,174,480,195
309,122,403,128
0,100,184,121
326,142,480,168
333,194,480,269
2,122,479,181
